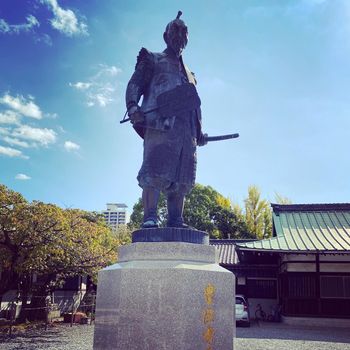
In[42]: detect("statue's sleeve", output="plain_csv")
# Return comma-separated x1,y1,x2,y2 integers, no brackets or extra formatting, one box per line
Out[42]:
189,71,204,141
195,107,204,139
125,48,154,111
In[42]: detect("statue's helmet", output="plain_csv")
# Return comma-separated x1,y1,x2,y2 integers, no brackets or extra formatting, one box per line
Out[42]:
163,11,188,56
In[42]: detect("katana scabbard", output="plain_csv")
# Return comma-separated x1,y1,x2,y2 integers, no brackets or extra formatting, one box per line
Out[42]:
205,133,239,142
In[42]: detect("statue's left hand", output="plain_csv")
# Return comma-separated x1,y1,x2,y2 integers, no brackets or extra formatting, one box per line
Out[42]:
197,133,208,146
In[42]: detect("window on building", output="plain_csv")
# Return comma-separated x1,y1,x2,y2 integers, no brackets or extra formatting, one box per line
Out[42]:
247,278,277,299
321,276,350,298
286,274,316,298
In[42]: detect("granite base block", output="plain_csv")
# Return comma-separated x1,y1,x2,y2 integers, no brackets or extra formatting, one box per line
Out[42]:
93,242,235,350
132,227,209,244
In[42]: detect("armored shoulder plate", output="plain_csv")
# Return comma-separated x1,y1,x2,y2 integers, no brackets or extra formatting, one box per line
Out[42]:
135,47,154,69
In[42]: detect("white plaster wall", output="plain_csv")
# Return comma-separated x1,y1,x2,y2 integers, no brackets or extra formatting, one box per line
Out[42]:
281,253,350,272
320,264,350,273
282,254,315,262
320,254,350,262
0,290,21,319
53,290,86,313
285,262,316,272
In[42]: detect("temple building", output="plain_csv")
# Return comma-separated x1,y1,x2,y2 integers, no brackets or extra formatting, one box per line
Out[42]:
211,203,350,324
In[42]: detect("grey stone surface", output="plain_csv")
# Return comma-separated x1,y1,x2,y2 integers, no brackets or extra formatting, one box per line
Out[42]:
132,227,209,244
118,241,217,263
93,242,235,350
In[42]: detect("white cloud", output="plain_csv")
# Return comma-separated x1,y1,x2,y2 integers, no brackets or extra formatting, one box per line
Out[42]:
0,110,20,125
0,92,60,155
41,0,88,37
15,173,31,180
0,15,39,34
64,140,80,152
88,93,112,107
0,127,10,135
35,33,53,46
0,19,9,33
0,145,28,159
69,65,121,107
12,125,57,146
46,112,59,119
69,82,92,90
96,64,121,78
0,93,42,119
3,136,30,148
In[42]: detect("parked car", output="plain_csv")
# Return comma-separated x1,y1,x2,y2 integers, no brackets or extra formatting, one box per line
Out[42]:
235,294,250,327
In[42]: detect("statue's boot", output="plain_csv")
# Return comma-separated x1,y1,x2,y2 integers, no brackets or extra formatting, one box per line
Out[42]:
167,192,188,228
142,187,160,228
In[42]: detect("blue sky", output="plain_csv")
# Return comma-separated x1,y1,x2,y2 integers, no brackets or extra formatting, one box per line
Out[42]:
0,0,349,213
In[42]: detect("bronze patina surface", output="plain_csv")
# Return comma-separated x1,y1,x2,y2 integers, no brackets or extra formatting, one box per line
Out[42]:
124,11,238,231
125,11,206,229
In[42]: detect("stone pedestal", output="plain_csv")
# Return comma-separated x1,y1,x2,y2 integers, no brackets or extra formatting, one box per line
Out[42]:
93,240,235,350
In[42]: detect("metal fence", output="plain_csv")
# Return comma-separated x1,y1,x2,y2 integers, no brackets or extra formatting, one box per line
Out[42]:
1,293,96,337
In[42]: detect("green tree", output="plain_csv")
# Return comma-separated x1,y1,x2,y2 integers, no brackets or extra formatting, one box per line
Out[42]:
114,224,132,245
183,184,219,235
128,193,167,229
210,205,253,239
0,184,29,299
244,185,272,239
128,184,252,239
128,198,143,230
275,192,293,204
0,184,119,320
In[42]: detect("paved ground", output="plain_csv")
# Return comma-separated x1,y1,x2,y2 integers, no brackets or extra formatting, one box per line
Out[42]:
1,321,350,349
236,321,350,350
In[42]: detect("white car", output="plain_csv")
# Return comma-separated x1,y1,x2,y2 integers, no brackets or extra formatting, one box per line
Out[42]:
235,295,250,327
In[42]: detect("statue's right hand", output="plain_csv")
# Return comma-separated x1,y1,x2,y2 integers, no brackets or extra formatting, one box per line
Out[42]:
128,106,145,125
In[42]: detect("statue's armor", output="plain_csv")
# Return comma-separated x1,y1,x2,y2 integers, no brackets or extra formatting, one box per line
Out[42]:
126,47,203,195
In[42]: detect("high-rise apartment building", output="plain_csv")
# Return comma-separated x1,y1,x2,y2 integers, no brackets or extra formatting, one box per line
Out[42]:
102,203,129,230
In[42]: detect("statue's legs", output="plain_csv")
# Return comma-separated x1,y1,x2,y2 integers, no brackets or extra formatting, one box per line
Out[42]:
167,192,188,228
142,187,160,228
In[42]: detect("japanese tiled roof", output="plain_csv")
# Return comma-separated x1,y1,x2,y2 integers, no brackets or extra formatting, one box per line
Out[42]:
209,239,255,264
236,203,350,252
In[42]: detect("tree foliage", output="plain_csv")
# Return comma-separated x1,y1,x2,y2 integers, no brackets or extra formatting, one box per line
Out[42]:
0,184,120,316
128,193,167,229
275,192,293,204
128,184,255,239
114,224,132,246
244,186,272,239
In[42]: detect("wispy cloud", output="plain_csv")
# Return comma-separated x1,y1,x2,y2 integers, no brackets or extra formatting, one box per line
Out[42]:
3,136,30,148
69,64,122,107
15,173,31,180
0,127,10,135
40,0,88,37
0,15,39,35
0,110,20,125
0,93,42,119
64,140,80,152
69,82,92,90
35,33,53,46
0,145,28,159
12,125,57,147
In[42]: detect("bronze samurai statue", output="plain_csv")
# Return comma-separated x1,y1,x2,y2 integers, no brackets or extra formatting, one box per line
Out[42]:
125,11,207,228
